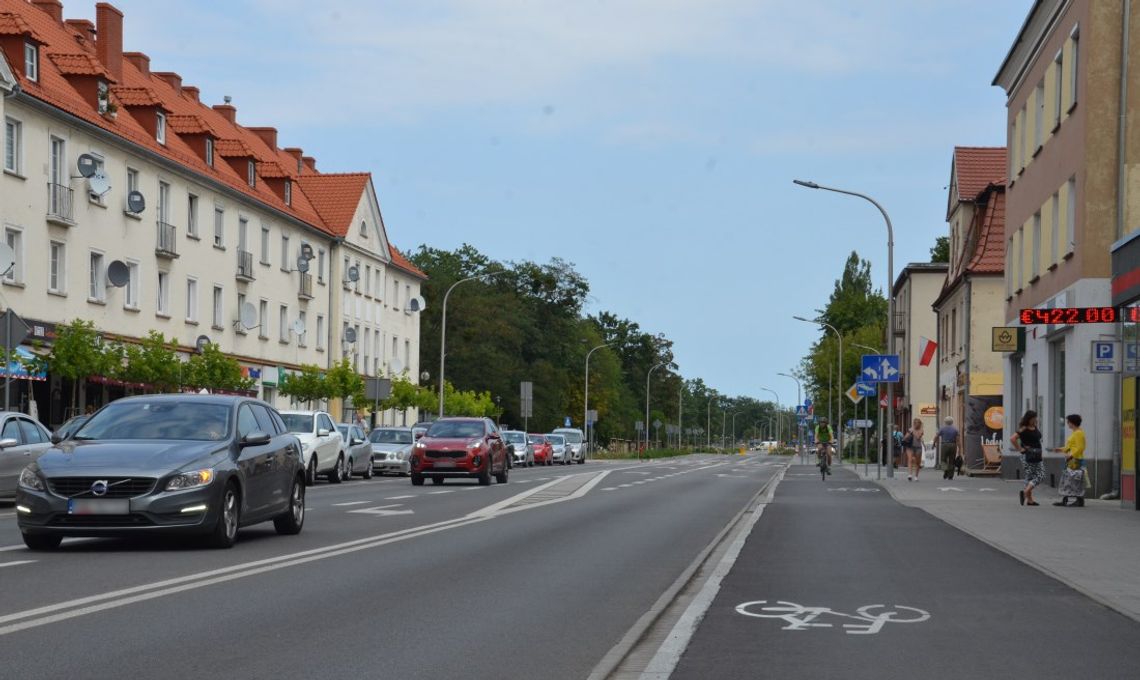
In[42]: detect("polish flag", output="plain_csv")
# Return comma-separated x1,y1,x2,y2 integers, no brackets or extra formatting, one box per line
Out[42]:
918,336,938,366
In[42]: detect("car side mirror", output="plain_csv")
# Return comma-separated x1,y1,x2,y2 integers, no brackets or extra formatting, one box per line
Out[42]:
241,431,272,447
50,433,63,445
351,438,364,445
0,437,18,448
415,431,425,440
317,428,330,437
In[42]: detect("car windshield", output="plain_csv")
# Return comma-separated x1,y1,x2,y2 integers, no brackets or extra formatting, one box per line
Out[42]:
503,432,526,443
427,421,484,438
337,424,350,440
546,434,565,445
527,435,545,444
558,431,583,443
74,401,231,441
370,429,412,444
57,415,89,439
280,414,314,434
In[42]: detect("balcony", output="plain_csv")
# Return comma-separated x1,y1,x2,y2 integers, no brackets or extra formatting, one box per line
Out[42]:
298,272,313,300
236,250,255,281
46,182,75,226
892,311,906,335
155,221,179,259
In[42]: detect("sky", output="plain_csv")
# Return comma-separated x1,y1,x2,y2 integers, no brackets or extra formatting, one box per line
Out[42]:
74,0,1031,402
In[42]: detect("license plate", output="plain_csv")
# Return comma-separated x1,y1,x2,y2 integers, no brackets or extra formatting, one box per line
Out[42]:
68,499,130,515
433,460,455,469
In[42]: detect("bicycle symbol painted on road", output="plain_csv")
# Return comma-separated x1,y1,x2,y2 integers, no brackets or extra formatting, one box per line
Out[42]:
735,600,930,635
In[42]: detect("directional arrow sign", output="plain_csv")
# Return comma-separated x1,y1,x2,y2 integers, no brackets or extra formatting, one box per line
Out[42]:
349,504,415,516
861,354,900,383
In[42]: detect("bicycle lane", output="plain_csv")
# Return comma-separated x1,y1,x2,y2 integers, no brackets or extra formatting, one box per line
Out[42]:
669,465,1140,679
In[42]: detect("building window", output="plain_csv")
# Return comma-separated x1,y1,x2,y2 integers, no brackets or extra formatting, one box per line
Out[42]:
24,42,37,82
360,220,367,237
260,225,270,264
364,266,371,295
185,277,198,322
258,300,268,339
238,217,249,253
1019,106,1027,170
950,309,957,356
158,181,171,224
247,160,255,188
205,137,214,167
1031,211,1041,278
1050,191,1060,265
1034,81,1044,151
48,241,65,293
50,136,66,186
318,249,325,283
126,166,139,193
156,111,167,145
1053,49,1063,125
297,310,307,346
404,339,410,371
157,271,170,316
404,284,411,313
1050,341,1066,444
3,117,21,174
392,279,399,309
3,228,21,284
236,293,247,333
213,206,225,247
284,180,292,206
281,236,289,270
97,81,109,114
89,251,106,301
1065,176,1076,252
125,260,139,308
316,314,325,350
279,305,288,342
212,285,223,328
187,194,199,237
1070,27,1079,108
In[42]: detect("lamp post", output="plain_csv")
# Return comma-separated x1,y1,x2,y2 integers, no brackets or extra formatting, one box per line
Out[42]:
778,372,803,462
645,362,667,458
584,342,613,451
793,315,843,464
760,387,781,445
438,272,499,417
707,396,713,449
853,342,883,478
731,411,743,451
794,179,896,478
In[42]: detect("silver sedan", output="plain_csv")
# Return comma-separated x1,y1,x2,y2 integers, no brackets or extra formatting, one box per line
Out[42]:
369,427,414,476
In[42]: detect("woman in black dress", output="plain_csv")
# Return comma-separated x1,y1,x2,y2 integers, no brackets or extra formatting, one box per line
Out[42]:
1010,410,1044,506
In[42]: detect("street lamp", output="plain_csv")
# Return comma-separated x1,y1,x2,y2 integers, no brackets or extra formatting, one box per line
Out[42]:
438,271,501,417
646,362,667,457
731,411,743,450
794,179,896,478
584,342,613,450
853,342,883,478
760,387,781,444
793,315,843,465
777,372,803,461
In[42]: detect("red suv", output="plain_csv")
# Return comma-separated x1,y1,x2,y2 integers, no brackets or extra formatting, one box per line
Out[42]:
528,433,554,466
410,417,509,486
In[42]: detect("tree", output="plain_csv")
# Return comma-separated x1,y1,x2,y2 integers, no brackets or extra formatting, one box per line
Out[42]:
49,319,115,410
325,357,365,407
184,344,255,393
120,331,181,392
930,236,949,263
279,364,330,406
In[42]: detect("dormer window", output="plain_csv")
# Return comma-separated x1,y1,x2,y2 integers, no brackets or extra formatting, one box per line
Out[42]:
156,111,166,145
360,220,367,237
97,81,109,114
205,138,214,167
247,160,255,188
284,180,292,206
24,42,38,82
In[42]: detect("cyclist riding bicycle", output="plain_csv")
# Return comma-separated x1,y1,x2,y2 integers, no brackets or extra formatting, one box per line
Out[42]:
815,418,834,475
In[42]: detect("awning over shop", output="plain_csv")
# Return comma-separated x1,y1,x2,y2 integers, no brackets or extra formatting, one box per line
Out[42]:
1,347,47,381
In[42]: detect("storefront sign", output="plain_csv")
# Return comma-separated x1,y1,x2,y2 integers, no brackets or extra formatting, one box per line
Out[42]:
918,403,936,416
992,326,1024,352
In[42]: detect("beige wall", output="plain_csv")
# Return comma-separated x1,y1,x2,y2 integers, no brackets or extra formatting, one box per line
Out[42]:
969,278,1006,396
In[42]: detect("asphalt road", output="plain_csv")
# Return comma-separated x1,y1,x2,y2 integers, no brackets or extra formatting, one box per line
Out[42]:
671,464,1140,680
0,454,781,680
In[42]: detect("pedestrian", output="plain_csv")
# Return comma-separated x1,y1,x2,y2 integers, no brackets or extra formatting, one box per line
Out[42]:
934,416,960,480
1010,410,1044,506
892,425,904,467
903,418,924,481
1052,414,1086,507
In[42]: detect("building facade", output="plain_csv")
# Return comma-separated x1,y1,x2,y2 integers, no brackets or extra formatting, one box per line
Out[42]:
891,263,948,442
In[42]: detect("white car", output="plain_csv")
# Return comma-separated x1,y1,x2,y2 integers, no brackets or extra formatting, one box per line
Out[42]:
502,430,533,467
280,410,345,484
546,433,572,465
552,427,586,464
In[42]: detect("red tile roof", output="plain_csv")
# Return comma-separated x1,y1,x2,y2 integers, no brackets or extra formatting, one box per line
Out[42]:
296,173,370,235
0,11,40,39
256,160,290,179
109,84,164,108
165,113,214,135
952,146,1006,203
214,138,256,158
965,183,1006,275
47,51,110,78
388,245,426,279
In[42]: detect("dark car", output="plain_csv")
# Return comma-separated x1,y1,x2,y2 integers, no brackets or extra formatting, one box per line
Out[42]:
53,414,89,442
409,417,508,487
15,395,306,550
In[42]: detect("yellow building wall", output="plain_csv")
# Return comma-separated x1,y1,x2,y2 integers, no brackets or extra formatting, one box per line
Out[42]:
969,279,1007,397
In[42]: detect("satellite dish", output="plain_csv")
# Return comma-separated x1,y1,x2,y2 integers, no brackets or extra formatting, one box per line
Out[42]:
195,334,212,354
106,260,130,288
296,256,309,273
126,190,146,214
389,357,405,375
88,171,110,196
346,265,359,283
291,318,305,336
300,243,314,260
406,295,427,313
343,326,357,344
238,302,257,330
76,154,98,178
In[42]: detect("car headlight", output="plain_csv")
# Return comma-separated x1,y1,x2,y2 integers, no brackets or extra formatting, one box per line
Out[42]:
165,469,215,491
18,467,45,492
414,441,427,450
468,441,483,450
398,450,409,460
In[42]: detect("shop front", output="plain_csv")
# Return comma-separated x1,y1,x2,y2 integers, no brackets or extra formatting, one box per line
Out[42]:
1111,232,1140,508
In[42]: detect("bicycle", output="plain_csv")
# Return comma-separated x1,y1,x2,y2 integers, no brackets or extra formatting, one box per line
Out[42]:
817,443,832,480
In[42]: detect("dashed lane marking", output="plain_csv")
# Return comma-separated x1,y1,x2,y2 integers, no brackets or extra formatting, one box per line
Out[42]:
0,560,36,569
385,495,416,500
428,490,455,495
332,501,371,507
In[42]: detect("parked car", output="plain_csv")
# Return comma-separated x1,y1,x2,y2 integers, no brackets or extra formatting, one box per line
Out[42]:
15,395,306,550
546,433,572,465
528,434,554,466
336,423,374,479
409,417,508,486
52,414,89,442
369,427,414,476
280,410,345,484
411,421,433,440
502,430,533,467
0,412,55,501
552,427,586,464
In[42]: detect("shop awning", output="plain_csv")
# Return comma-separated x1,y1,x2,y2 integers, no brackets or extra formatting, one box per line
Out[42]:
1,347,47,381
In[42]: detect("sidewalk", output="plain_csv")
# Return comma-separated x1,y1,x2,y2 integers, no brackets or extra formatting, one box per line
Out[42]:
851,462,1140,623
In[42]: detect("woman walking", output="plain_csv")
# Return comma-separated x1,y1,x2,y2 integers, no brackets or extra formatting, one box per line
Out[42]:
1010,410,1044,506
904,418,924,481
1053,414,1086,507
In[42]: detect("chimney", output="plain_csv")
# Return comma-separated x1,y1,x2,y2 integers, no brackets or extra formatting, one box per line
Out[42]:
123,52,149,76
182,85,200,102
154,71,182,93
302,156,317,172
212,104,236,124
65,19,97,43
31,0,63,23
95,3,123,81
248,127,278,150
283,147,303,173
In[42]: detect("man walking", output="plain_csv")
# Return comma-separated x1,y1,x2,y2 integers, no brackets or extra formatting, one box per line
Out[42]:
934,417,960,480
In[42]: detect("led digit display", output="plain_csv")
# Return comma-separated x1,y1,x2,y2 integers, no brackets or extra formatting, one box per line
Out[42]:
1018,307,1120,324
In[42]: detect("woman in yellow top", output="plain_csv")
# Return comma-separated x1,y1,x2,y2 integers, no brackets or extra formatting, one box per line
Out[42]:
1052,414,1086,507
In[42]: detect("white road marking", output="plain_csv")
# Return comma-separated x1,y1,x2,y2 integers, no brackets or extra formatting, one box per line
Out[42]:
601,488,617,491
0,560,36,569
735,601,931,635
0,512,15,519
348,504,415,517
428,490,454,495
939,487,964,492
385,495,416,500
332,501,370,507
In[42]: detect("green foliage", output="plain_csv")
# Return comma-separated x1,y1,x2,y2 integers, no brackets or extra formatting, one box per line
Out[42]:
325,357,365,404
929,236,949,263
279,364,330,405
49,319,117,409
184,344,255,393
441,381,496,417
119,331,181,392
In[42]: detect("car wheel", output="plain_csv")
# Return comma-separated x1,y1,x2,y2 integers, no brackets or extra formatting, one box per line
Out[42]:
495,456,509,484
344,458,354,481
478,458,492,486
208,483,240,549
577,456,585,465
363,458,374,479
432,476,445,486
273,476,306,535
411,472,425,486
306,456,318,486
328,455,344,484
21,533,62,551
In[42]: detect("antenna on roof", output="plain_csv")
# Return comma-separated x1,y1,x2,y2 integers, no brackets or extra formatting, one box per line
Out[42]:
223,95,232,104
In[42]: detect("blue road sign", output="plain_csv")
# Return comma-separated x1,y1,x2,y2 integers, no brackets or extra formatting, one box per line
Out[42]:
855,381,877,397
564,416,572,427
795,406,808,417
804,398,813,408
860,354,901,383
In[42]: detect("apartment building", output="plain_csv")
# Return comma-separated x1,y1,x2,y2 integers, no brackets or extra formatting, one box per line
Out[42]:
891,262,947,439
932,147,1007,468
994,0,1122,499
0,0,423,425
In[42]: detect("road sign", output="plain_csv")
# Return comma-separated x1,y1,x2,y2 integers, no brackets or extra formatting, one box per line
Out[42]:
586,409,598,424
855,382,876,397
653,419,662,429
520,382,534,418
795,406,808,417
861,354,900,383
635,420,644,432
1091,341,1122,373
804,398,813,408
0,309,30,350
564,416,572,427
364,377,392,401
850,419,874,429
845,384,863,405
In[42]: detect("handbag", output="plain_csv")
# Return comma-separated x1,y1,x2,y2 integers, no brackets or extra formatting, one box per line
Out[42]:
1024,447,1042,464
902,432,914,449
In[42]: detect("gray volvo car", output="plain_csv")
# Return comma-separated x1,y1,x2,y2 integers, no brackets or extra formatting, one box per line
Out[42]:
15,395,306,550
